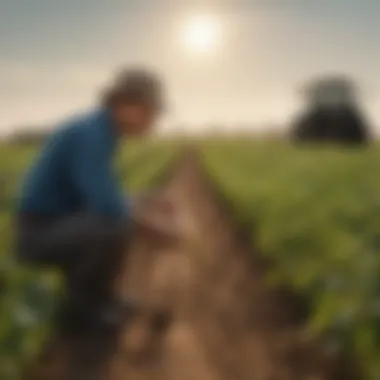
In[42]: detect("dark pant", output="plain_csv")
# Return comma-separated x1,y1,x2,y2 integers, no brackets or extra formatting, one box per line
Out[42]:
15,214,128,326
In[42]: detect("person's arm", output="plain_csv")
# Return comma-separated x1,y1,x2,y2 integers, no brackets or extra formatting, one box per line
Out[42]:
72,128,128,220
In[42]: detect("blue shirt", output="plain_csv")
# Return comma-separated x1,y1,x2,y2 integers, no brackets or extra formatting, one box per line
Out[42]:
18,109,128,219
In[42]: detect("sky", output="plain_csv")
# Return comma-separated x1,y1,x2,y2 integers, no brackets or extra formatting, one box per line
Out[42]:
1,0,380,135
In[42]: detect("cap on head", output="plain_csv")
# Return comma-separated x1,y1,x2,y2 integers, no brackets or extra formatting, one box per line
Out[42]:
103,67,165,112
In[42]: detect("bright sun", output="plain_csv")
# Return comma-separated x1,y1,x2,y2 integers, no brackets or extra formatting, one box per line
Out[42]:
181,14,222,57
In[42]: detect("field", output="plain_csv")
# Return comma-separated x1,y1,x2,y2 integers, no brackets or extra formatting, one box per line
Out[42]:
1,138,380,378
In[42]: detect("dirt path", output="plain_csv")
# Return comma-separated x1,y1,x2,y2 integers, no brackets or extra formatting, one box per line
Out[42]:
29,151,362,380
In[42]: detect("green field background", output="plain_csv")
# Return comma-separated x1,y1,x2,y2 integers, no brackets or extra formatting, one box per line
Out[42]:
1,139,380,378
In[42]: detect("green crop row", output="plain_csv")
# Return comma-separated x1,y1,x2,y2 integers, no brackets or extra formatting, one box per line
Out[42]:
201,141,380,379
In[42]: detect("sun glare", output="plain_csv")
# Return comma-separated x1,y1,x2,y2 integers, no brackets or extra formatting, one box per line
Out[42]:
181,13,222,57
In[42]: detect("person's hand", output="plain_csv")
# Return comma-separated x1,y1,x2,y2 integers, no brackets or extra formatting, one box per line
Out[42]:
132,195,181,246
132,192,173,214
